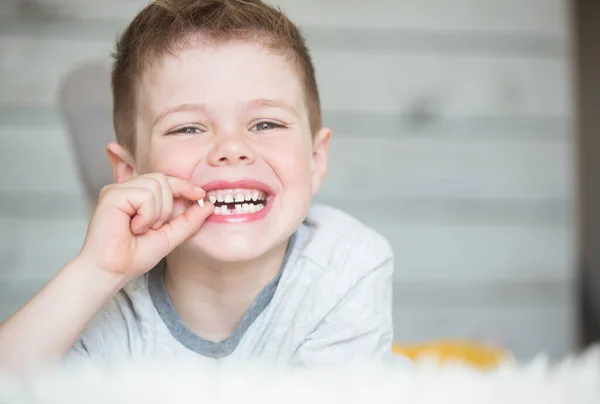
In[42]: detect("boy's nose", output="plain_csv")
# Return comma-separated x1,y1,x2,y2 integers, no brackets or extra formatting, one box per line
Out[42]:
207,136,256,166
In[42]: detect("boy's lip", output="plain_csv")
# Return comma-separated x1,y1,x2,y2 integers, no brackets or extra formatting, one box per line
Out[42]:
200,180,275,195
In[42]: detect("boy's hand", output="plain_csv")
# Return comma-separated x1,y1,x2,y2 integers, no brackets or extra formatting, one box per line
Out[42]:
78,173,212,279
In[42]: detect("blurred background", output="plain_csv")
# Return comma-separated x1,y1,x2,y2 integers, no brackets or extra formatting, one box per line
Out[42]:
0,0,596,362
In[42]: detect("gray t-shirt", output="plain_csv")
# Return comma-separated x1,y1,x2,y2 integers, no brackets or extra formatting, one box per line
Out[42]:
65,204,396,367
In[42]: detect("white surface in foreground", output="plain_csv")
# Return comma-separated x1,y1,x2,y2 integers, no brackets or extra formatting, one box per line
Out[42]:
1,348,599,404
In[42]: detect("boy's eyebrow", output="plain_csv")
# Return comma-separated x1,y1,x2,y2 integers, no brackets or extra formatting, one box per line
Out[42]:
152,98,298,127
152,103,210,127
247,98,298,116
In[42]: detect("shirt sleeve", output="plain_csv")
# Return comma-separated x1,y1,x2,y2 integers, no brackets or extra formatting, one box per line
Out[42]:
291,243,396,367
60,294,135,368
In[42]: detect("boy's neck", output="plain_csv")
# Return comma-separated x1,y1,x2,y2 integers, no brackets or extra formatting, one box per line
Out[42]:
163,238,291,342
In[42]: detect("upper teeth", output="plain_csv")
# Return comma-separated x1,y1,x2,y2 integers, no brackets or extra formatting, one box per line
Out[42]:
207,189,267,204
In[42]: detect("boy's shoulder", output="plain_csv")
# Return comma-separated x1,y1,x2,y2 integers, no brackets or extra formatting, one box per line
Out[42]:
298,203,394,273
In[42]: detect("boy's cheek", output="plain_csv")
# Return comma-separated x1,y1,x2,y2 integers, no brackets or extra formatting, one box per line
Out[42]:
147,161,194,178
144,145,202,176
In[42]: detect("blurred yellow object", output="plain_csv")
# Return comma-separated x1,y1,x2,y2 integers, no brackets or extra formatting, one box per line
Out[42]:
392,340,511,370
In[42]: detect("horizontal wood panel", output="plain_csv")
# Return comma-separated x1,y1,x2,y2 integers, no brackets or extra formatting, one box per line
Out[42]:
0,37,570,117
392,280,574,307
0,0,568,36
0,20,566,57
315,197,570,226
376,223,573,282
323,137,573,200
0,127,574,200
0,127,84,194
0,37,113,107
273,0,568,36
0,218,87,282
314,52,570,116
0,214,574,282
393,305,575,360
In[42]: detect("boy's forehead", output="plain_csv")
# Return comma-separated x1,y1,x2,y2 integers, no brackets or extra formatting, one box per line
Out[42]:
137,41,306,117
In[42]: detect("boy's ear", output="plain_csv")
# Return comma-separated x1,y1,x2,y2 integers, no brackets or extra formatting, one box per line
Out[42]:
106,142,136,183
310,127,332,196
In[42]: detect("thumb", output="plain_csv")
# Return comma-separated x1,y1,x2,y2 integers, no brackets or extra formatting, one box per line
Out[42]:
140,202,213,255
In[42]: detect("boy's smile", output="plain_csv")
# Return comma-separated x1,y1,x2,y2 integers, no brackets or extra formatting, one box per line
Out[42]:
109,39,331,263
201,179,273,223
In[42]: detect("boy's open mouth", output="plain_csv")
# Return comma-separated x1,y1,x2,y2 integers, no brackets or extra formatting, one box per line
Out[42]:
207,188,269,215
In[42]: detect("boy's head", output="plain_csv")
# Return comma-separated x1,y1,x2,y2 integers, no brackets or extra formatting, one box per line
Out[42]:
106,0,331,263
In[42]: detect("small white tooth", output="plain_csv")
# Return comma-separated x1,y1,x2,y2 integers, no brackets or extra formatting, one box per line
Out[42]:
235,194,245,202
197,199,204,208
259,192,267,201
220,205,228,214
245,194,252,201
256,204,264,211
208,195,217,204
217,195,224,203
224,195,234,203
249,203,257,213
235,204,242,212
251,192,259,201
213,206,219,214
242,203,249,213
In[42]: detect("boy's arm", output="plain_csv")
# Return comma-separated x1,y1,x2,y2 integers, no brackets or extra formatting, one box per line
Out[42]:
0,257,126,372
0,174,212,372
291,253,396,367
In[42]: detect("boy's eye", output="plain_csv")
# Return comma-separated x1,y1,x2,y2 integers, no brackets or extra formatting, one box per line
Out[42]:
168,126,203,135
251,121,284,131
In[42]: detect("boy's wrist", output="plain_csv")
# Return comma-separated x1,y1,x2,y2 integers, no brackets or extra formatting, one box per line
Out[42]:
67,255,131,294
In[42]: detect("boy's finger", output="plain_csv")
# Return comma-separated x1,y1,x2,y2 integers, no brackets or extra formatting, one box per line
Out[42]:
146,175,174,230
125,188,159,235
147,202,213,254
133,177,164,229
166,176,205,200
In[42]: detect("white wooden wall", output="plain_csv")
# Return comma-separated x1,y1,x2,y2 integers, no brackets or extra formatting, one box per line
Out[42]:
0,0,576,360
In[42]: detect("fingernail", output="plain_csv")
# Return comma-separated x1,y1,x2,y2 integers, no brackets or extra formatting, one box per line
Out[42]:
197,198,205,208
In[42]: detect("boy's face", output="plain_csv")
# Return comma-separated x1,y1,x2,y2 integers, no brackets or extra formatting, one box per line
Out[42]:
109,40,330,263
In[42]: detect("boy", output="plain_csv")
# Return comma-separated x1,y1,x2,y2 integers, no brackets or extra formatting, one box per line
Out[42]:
0,0,394,371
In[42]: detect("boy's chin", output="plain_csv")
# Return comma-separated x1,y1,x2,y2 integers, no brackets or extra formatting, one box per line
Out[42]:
181,233,278,264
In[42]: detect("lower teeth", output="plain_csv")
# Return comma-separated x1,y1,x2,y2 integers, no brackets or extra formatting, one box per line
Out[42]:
213,203,265,215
